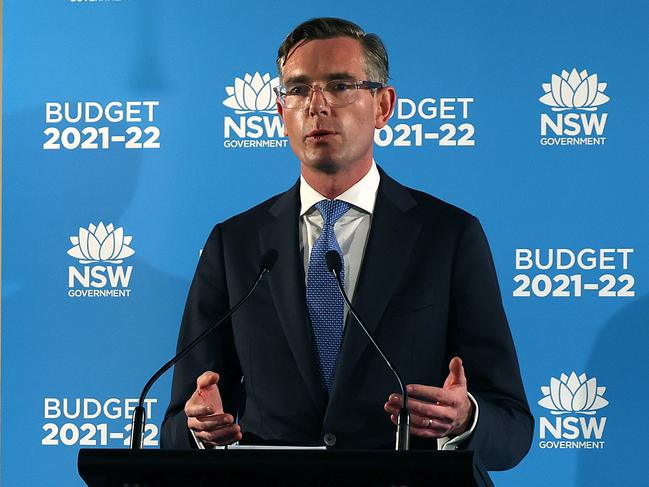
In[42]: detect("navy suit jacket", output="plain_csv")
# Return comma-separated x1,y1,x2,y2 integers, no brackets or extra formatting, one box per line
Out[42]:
161,168,533,470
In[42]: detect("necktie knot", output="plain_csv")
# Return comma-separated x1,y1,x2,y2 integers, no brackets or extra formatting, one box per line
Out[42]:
315,199,351,227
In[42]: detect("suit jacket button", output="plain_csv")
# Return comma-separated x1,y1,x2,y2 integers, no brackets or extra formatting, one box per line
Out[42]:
323,433,336,446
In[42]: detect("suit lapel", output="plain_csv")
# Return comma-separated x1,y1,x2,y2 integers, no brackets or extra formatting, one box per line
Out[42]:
327,170,421,411
258,181,328,415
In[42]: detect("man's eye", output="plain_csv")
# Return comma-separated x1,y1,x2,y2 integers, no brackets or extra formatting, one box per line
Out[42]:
286,85,309,96
329,82,353,92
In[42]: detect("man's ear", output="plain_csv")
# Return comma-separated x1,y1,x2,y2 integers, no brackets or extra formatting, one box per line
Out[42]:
276,99,288,136
375,86,396,129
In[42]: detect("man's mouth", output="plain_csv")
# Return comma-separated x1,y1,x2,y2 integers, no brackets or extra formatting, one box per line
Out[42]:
305,129,337,141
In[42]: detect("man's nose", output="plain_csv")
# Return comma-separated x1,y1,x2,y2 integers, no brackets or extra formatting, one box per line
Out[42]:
308,87,330,115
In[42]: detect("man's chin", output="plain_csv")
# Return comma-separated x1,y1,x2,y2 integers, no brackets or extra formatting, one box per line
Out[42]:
303,157,341,175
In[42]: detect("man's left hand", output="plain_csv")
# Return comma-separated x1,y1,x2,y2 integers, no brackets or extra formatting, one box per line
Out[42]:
384,356,474,438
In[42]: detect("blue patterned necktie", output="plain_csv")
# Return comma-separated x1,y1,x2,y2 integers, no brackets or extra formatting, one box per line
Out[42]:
306,199,351,393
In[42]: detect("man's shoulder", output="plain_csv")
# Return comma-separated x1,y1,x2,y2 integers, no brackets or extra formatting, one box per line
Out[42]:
224,192,285,223
200,187,293,249
409,187,475,222
215,183,297,232
380,171,477,227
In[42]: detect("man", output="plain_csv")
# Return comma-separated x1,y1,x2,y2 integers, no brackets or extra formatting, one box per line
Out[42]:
161,18,533,470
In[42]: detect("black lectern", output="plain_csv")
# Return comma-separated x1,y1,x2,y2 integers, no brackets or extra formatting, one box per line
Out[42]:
78,448,494,487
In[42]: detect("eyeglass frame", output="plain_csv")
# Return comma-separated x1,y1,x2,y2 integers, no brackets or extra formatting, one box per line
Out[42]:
273,79,386,109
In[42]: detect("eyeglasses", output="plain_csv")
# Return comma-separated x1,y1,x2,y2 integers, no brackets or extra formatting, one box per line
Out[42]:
274,79,385,109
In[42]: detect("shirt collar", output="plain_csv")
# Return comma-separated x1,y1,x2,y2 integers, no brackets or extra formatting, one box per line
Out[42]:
299,160,380,216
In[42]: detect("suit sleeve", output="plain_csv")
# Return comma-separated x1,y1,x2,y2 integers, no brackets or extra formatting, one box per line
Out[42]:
448,215,533,470
160,224,243,449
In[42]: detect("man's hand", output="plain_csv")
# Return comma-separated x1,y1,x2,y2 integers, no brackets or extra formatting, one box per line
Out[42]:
384,357,474,438
185,371,242,446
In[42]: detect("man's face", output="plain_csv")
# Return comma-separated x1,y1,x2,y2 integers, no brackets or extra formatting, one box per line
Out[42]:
277,37,393,176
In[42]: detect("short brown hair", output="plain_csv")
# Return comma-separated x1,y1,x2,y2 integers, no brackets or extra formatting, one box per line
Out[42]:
276,17,389,84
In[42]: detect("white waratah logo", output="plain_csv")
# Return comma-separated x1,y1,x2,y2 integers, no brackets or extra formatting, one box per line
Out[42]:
538,372,609,415
67,222,135,264
223,72,280,114
539,69,609,111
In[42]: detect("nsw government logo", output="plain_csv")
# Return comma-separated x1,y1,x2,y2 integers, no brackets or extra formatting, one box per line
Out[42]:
222,72,287,150
67,222,134,298
539,68,609,146
538,372,608,449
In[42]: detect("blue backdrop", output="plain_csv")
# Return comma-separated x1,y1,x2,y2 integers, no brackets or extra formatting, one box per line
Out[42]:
3,1,648,486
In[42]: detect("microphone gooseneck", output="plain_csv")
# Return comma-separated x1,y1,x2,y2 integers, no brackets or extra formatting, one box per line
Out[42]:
325,250,410,451
130,249,278,449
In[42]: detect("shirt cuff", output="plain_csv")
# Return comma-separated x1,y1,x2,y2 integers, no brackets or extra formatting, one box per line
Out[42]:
190,428,226,450
437,391,479,451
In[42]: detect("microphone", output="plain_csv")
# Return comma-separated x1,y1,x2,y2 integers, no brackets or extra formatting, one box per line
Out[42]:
130,249,278,449
325,250,410,451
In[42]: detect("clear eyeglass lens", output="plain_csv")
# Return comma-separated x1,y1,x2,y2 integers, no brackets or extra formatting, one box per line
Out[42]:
282,80,358,108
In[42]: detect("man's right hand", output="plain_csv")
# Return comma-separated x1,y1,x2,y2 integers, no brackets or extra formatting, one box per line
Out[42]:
185,371,242,446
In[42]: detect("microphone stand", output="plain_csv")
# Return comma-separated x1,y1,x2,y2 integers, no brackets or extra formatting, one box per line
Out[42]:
325,250,410,450
130,250,277,449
